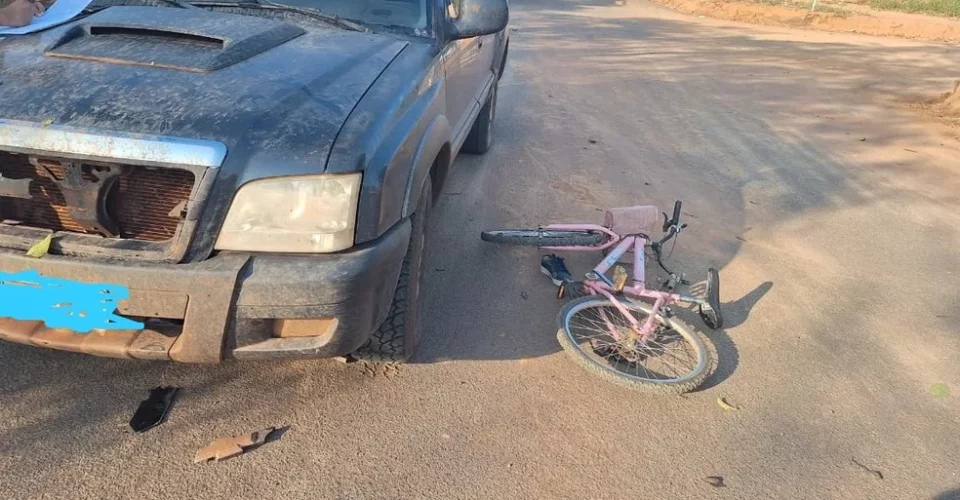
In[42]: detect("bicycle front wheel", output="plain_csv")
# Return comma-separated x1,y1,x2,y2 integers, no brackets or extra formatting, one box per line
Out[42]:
556,296,715,394
480,229,605,247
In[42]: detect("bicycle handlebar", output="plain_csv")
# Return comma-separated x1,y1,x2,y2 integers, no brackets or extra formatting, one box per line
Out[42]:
656,200,686,246
661,200,683,232
650,200,689,283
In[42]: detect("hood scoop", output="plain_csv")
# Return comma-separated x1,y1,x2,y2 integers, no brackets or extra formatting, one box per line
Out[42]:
45,7,305,72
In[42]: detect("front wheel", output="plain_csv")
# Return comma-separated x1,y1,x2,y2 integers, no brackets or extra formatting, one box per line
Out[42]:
556,296,715,394
351,180,431,363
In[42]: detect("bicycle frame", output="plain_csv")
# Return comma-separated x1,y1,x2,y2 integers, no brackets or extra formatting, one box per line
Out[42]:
544,223,704,342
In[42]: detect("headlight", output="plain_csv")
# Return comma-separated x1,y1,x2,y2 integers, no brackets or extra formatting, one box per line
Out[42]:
215,173,361,253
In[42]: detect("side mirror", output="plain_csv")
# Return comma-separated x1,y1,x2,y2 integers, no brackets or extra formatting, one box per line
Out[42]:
446,0,509,39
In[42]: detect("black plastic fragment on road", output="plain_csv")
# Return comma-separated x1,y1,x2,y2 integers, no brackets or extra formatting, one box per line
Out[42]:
130,387,179,433
704,476,726,487
851,458,884,480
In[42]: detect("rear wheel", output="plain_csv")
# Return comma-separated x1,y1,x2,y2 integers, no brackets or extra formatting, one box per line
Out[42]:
352,180,431,363
556,296,715,394
481,229,605,247
462,83,497,155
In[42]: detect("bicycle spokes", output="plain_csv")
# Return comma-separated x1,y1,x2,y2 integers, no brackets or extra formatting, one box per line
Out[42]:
565,301,705,382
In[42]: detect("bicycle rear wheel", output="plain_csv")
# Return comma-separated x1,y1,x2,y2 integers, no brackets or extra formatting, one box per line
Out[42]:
556,296,715,394
480,229,605,247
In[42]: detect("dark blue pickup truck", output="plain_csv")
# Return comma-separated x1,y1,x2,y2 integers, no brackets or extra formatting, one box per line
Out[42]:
0,0,509,363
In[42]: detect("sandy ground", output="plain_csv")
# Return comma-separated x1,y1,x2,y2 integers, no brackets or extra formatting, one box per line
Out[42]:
923,80,960,121
651,0,960,42
2,1,960,499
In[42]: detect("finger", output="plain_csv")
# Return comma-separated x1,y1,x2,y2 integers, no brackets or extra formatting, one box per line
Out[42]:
33,2,44,15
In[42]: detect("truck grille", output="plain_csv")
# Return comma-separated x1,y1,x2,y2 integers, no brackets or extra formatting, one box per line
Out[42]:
0,152,194,242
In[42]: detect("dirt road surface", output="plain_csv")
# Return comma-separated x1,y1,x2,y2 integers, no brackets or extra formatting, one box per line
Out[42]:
2,1,959,499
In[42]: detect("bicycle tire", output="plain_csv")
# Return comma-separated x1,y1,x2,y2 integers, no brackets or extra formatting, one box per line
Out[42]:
556,296,716,394
480,229,605,247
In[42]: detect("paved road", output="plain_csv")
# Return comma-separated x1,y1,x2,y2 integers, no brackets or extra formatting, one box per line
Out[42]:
2,1,959,499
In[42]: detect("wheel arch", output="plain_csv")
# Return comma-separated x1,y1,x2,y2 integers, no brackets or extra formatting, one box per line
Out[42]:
403,114,452,217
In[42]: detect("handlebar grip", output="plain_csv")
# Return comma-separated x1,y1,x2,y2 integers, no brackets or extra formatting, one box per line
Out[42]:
671,200,682,225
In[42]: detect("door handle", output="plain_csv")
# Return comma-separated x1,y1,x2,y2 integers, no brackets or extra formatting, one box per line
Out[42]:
477,36,483,49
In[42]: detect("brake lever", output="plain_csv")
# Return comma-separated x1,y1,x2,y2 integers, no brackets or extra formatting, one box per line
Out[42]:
662,213,689,233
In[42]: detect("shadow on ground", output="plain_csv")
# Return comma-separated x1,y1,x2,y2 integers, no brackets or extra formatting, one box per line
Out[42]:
936,489,960,500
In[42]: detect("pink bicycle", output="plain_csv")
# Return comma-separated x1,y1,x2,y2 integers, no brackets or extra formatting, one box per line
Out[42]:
481,201,723,393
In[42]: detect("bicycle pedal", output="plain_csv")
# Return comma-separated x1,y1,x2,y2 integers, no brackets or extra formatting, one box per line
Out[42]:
559,281,583,299
612,265,628,292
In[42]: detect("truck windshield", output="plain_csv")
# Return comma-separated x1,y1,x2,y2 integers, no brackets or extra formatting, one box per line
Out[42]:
275,0,428,30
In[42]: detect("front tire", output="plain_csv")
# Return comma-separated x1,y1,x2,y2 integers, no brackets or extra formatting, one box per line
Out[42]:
556,296,716,394
462,83,497,155
352,180,432,363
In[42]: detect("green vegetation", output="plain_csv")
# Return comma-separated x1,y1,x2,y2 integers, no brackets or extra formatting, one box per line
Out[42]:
750,0,851,15
742,0,960,17
869,0,960,17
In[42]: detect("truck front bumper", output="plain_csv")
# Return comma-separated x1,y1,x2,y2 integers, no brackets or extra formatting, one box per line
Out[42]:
0,220,410,362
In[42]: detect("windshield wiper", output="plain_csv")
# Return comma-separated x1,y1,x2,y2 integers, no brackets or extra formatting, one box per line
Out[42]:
190,0,366,32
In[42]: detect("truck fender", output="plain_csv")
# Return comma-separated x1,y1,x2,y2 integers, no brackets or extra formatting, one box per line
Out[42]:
402,114,451,217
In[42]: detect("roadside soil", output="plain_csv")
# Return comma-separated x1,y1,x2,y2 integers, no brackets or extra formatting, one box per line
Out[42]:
648,0,960,42
920,80,960,123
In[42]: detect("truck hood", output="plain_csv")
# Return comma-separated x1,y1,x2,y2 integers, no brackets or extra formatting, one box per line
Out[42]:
0,6,409,170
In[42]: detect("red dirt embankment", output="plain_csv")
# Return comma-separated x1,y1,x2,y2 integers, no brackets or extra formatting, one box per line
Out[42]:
651,0,960,43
